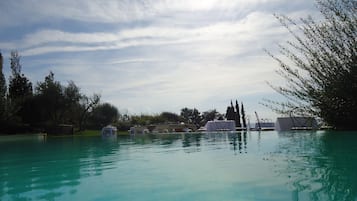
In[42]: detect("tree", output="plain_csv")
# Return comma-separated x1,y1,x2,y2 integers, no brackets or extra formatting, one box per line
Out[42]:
7,51,33,123
130,114,164,126
88,103,119,128
180,107,202,127
264,0,357,129
0,52,6,120
241,102,247,129
201,109,225,126
10,51,21,76
63,81,82,124
8,74,33,102
202,109,218,122
191,108,202,127
78,93,100,130
34,71,100,130
8,51,33,102
225,101,235,121
235,100,242,127
180,107,192,123
35,71,64,124
160,112,180,123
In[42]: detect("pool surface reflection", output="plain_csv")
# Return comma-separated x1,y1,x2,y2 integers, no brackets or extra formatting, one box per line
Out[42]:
1,131,357,201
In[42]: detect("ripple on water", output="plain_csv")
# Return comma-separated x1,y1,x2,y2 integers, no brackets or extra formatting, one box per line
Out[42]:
1,131,357,201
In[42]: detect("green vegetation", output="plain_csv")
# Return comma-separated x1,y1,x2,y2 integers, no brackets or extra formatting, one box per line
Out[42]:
265,0,357,130
225,100,247,128
0,51,119,134
0,53,6,118
123,108,224,130
0,51,242,135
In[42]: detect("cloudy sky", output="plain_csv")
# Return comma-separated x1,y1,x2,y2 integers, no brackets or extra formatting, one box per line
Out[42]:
0,0,319,121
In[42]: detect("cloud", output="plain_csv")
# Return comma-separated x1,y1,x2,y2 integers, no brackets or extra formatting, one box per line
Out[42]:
0,0,318,117
14,10,289,114
1,9,291,58
0,0,316,28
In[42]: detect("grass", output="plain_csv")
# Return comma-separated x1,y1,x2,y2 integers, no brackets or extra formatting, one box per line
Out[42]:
75,130,101,136
75,130,129,136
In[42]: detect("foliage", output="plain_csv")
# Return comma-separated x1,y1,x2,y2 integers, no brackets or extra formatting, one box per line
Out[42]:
63,81,82,124
78,93,101,130
264,0,357,129
0,52,6,120
160,112,181,123
10,51,21,75
241,102,247,128
1,50,232,133
33,72,102,130
235,100,241,127
202,109,219,123
130,114,165,126
180,107,202,127
123,108,224,130
34,71,63,124
226,100,244,128
0,51,115,134
225,102,235,121
88,103,119,129
8,74,32,102
7,51,33,123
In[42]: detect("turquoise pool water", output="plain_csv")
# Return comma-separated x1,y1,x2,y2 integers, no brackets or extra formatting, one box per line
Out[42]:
1,131,357,201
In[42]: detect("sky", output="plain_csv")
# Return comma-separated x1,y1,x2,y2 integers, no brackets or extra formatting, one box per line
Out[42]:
0,0,319,122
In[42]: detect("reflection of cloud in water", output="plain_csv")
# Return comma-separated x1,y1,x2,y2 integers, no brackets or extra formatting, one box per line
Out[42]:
4,131,355,200
271,131,357,201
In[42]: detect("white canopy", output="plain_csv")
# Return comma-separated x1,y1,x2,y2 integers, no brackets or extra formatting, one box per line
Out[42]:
205,120,236,132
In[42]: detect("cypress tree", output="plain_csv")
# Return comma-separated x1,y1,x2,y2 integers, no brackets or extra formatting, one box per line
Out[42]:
226,100,236,121
0,52,6,120
235,100,241,127
8,51,32,103
241,102,247,129
7,51,33,123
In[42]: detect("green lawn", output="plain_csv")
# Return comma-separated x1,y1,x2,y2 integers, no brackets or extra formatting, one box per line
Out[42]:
75,130,101,136
75,130,129,136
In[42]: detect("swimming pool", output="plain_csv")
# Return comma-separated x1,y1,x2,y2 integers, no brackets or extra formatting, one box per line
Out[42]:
1,131,357,201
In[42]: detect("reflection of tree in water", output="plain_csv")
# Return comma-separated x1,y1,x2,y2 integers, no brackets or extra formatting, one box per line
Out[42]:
182,134,201,153
126,133,201,153
0,137,120,200
273,131,357,201
129,134,182,147
228,132,247,154
129,133,252,154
